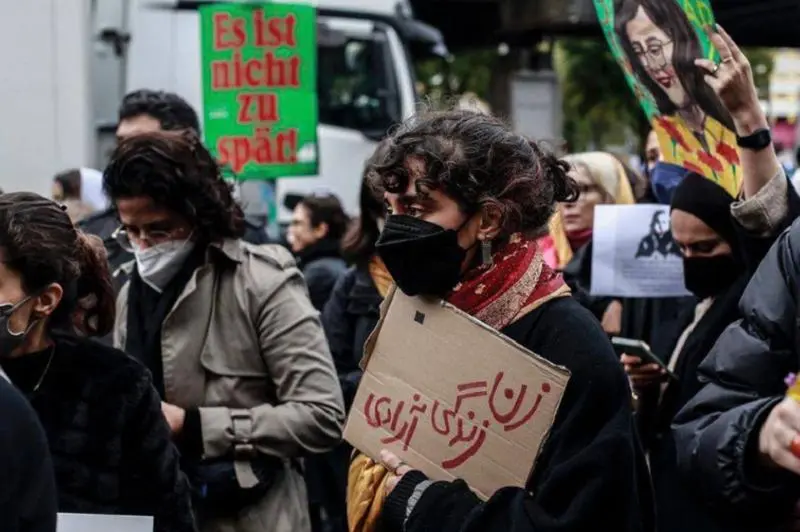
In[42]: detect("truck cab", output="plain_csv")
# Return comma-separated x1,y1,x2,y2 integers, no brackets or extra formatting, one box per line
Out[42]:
94,0,445,223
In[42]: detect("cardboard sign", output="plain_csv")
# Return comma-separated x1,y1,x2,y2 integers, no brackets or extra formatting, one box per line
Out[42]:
344,289,571,500
199,2,319,179
591,204,691,298
57,513,153,532
594,0,741,196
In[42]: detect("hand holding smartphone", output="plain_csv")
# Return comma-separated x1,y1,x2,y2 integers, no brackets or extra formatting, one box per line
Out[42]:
611,337,679,382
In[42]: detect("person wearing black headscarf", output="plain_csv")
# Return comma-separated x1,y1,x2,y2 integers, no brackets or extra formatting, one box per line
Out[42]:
623,171,800,531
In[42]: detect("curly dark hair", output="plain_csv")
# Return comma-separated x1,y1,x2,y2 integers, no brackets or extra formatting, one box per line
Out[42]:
103,130,246,241
367,109,577,238
299,193,349,241
0,192,115,337
118,89,201,134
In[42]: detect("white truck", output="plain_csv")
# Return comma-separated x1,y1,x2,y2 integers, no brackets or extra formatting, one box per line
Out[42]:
98,0,446,224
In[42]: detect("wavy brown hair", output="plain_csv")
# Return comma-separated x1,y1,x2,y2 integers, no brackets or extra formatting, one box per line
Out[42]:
103,130,245,241
0,192,115,337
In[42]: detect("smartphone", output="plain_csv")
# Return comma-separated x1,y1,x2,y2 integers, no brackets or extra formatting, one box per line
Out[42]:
610,336,679,381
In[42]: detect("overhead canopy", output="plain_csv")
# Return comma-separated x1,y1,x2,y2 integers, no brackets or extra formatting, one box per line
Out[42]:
411,0,800,51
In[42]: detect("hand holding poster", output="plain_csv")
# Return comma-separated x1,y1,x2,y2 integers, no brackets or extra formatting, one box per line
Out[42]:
594,0,745,196
199,3,318,180
344,289,570,500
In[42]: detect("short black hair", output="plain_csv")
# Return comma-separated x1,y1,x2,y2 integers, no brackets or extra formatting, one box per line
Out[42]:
118,89,201,134
103,130,245,242
299,194,349,241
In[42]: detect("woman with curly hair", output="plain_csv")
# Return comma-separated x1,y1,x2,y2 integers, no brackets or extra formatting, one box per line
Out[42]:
103,130,345,532
0,193,194,531
346,109,654,532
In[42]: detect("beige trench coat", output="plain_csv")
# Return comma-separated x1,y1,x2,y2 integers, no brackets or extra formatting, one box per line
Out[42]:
114,240,345,532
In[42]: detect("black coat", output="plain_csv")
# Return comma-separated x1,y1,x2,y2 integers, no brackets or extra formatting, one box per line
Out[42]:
303,266,383,532
321,265,383,410
0,376,57,532
382,296,655,532
672,217,800,531
296,239,347,311
0,333,196,532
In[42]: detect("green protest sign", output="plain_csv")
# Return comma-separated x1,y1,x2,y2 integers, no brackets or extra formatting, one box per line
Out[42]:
200,3,318,180
593,0,741,196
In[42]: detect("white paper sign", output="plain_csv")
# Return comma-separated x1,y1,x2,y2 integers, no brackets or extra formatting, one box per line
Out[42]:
57,513,153,532
590,204,691,298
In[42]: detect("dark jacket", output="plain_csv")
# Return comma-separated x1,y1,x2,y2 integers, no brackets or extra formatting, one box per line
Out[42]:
321,265,383,410
0,333,196,532
303,266,383,532
80,208,271,274
672,217,800,531
297,239,347,311
0,376,57,532
381,296,655,532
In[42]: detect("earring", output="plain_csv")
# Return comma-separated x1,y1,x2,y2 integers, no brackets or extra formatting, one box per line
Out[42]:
481,239,493,266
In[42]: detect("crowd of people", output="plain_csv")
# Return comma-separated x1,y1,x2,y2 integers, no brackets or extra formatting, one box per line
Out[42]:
5,23,800,532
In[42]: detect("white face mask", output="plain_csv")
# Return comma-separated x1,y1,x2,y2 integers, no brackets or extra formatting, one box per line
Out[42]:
134,238,196,293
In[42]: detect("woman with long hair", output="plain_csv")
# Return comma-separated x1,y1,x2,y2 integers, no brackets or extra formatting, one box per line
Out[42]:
0,193,195,532
615,0,734,134
346,110,654,532
614,0,739,191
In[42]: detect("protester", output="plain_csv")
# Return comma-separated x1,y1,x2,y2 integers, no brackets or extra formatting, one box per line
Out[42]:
0,193,195,531
541,151,689,357
665,26,800,531
52,168,107,224
287,193,349,310
0,375,57,532
309,172,390,532
347,109,654,532
648,161,689,205
81,89,269,273
286,191,348,531
626,170,797,531
103,130,344,532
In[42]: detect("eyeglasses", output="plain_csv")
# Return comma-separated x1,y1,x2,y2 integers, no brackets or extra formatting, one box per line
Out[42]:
634,40,672,70
112,225,183,252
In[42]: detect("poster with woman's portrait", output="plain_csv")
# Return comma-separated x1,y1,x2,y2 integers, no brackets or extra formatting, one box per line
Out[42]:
594,0,742,197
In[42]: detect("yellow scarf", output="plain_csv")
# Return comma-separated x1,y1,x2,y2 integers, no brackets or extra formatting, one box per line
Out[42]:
368,255,393,298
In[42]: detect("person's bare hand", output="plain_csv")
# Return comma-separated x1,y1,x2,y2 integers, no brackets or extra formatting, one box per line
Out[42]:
621,354,666,391
694,25,760,128
161,402,186,435
601,300,623,336
380,449,413,494
758,397,800,476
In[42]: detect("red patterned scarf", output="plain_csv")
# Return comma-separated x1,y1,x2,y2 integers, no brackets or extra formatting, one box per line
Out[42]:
447,233,571,330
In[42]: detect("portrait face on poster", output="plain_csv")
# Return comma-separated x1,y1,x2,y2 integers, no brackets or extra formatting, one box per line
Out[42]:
613,0,732,128
595,0,742,197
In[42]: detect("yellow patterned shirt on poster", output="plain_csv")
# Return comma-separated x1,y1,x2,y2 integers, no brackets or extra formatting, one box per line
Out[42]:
653,114,742,197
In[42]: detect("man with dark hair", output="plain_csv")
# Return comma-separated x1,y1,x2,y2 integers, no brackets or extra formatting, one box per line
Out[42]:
81,89,269,275
0,376,57,532
115,89,201,140
287,193,349,311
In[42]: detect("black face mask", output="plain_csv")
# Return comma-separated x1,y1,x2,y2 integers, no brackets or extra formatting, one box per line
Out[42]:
0,296,38,358
683,254,743,299
375,215,469,297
